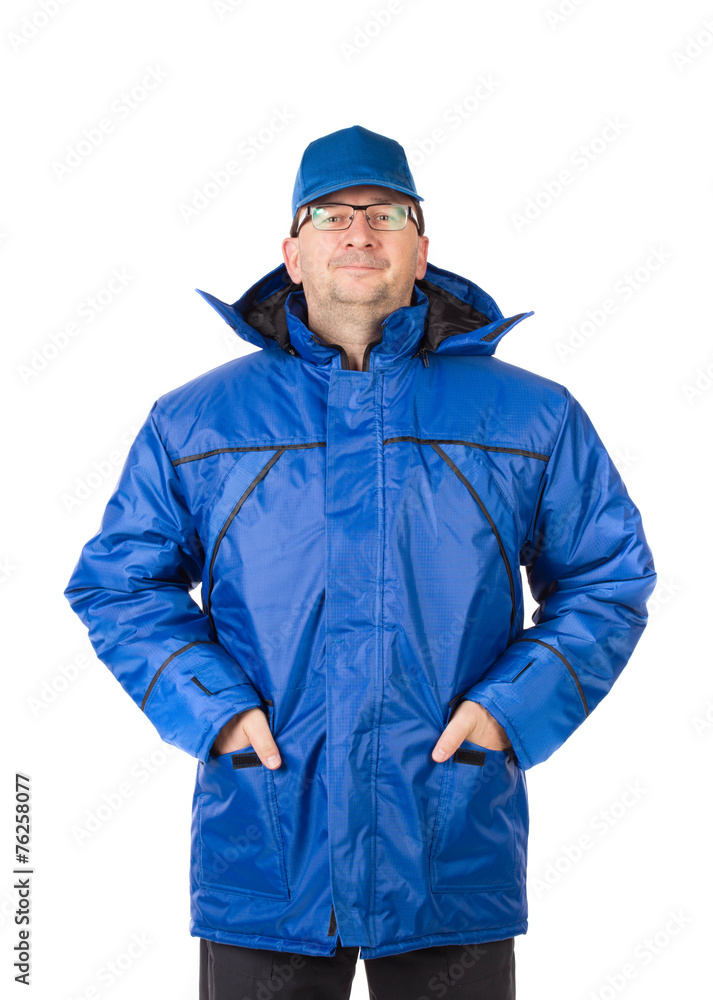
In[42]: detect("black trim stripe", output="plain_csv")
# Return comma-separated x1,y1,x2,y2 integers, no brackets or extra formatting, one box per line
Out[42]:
173,439,548,464
205,448,286,620
172,442,326,466
141,640,215,711
431,442,517,633
512,637,589,716
384,436,549,462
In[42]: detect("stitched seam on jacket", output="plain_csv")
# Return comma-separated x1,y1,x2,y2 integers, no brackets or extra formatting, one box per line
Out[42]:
520,387,569,561
383,436,549,462
172,441,326,466
371,373,387,943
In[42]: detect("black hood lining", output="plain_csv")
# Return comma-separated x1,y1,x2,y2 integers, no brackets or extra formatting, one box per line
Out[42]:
244,276,496,355
415,278,494,351
245,282,300,350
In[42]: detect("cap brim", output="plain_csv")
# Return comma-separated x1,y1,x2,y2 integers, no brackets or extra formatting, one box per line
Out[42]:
294,178,424,213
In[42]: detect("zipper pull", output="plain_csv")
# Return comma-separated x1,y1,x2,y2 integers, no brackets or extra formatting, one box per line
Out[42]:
419,346,430,367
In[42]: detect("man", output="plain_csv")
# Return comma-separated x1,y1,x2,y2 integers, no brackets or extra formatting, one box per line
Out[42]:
64,125,657,999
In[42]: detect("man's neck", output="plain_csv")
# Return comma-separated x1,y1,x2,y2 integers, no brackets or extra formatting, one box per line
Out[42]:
302,289,417,371
305,307,384,372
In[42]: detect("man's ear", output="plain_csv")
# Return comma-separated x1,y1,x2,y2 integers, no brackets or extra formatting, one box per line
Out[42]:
416,235,429,281
282,236,302,283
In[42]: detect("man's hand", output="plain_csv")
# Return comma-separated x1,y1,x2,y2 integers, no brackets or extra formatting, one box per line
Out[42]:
432,699,511,762
209,706,282,769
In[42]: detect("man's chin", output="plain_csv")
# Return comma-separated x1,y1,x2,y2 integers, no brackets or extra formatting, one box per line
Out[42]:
330,287,391,308
329,276,389,302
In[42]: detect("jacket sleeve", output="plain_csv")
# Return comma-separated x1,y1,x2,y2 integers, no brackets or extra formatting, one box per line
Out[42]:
63,402,265,764
460,387,657,770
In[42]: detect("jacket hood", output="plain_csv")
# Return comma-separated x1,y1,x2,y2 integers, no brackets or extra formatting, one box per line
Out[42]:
196,261,534,369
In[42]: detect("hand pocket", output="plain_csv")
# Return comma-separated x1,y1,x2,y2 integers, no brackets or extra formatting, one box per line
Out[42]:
429,737,527,894
195,702,289,899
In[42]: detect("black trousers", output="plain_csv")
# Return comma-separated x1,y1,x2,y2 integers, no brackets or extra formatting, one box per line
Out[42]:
199,935,515,1000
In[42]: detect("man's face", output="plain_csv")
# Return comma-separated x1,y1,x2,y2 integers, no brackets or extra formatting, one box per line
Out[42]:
282,184,429,318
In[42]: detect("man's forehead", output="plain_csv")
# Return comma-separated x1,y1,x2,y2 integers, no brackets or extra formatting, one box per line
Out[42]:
315,184,410,204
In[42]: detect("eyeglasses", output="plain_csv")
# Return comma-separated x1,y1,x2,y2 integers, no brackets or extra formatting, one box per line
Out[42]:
297,203,420,234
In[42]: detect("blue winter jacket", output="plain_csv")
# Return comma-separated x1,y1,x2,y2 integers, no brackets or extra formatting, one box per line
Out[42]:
64,261,656,960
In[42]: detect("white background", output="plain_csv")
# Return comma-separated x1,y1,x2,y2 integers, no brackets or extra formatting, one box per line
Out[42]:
1,0,711,997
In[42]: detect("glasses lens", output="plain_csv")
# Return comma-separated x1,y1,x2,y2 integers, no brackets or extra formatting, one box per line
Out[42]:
310,204,410,231
368,205,408,230
311,205,352,230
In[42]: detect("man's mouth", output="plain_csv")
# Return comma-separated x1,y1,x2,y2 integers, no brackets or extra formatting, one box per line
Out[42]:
333,255,386,270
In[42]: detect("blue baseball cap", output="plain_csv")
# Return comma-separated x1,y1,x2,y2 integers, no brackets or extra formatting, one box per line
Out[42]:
291,125,424,217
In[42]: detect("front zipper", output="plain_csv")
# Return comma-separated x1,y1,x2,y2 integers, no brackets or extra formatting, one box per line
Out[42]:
361,338,381,371
414,344,430,367
310,332,428,371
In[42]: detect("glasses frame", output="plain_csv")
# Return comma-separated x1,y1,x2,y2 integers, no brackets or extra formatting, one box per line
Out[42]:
297,202,421,235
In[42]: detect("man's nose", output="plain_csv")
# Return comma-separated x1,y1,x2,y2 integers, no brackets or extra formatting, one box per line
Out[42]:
344,209,374,246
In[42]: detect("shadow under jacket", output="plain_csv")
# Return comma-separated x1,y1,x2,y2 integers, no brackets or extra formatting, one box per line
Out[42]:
64,261,657,959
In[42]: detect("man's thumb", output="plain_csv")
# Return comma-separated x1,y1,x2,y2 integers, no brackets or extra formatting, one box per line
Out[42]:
251,713,281,769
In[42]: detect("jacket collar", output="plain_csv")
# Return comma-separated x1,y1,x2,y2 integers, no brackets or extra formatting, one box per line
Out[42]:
196,262,534,370
282,283,430,370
